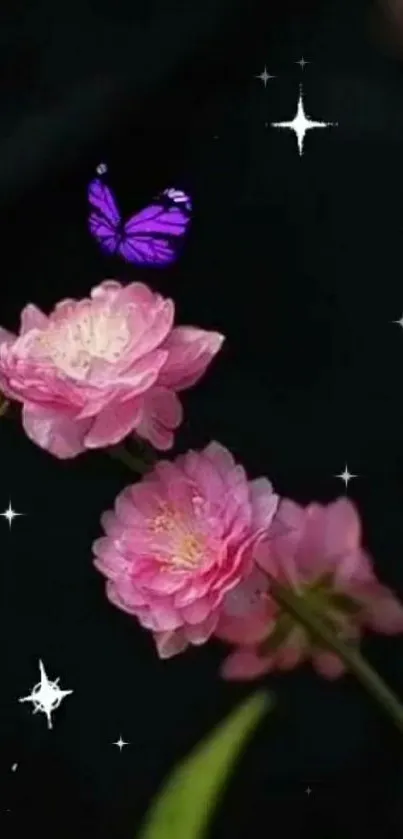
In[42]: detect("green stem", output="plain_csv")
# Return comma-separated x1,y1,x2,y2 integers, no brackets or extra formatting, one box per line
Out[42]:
0,395,149,476
108,444,150,475
269,578,403,735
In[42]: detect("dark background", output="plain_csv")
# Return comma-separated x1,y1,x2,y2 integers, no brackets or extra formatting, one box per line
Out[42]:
2,0,403,836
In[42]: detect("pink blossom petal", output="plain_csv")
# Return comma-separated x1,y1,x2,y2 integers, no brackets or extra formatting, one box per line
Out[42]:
92,537,134,581
182,449,226,503
249,478,279,530
180,596,212,625
184,612,219,645
313,651,346,680
20,304,48,334
363,587,403,634
274,627,307,671
154,630,189,659
106,581,145,615
134,387,183,450
84,398,144,449
323,498,362,555
220,648,273,681
158,326,224,391
90,280,123,302
0,326,16,345
203,441,237,479
150,603,183,631
216,608,273,645
125,299,174,359
145,572,186,595
22,403,91,458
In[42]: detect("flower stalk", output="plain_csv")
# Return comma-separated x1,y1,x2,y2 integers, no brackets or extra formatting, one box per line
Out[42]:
107,444,150,475
269,576,403,735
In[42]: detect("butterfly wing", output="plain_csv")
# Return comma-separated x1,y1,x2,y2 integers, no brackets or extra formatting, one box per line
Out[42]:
119,189,192,266
88,178,121,255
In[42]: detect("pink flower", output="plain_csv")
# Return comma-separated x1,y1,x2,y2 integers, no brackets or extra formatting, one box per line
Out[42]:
0,281,224,458
93,441,279,658
217,498,403,681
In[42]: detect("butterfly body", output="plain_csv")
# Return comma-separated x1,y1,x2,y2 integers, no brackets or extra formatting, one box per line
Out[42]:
88,165,192,266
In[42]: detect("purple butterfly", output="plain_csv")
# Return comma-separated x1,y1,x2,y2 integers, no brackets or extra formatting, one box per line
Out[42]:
88,163,192,266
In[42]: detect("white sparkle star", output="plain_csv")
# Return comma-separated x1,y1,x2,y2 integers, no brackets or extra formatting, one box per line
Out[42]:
271,85,337,155
392,314,403,328
113,736,129,751
255,66,275,88
335,465,357,487
1,501,23,528
11,763,18,772
19,660,73,730
96,162,107,175
297,57,310,70
306,786,312,795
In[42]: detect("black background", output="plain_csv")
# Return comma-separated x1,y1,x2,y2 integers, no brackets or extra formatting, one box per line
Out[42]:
2,0,403,836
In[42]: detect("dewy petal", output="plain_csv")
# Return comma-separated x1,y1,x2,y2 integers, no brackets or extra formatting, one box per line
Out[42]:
22,403,91,458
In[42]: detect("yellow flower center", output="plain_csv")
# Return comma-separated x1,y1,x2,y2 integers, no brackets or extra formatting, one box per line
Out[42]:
151,503,206,570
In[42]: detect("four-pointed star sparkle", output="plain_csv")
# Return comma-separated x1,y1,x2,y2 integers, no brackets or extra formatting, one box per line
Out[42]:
297,57,310,69
113,736,129,751
19,660,73,730
1,501,23,528
271,85,337,155
335,465,357,487
255,65,275,88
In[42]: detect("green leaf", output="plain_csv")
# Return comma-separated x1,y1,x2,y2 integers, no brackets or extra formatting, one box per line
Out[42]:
137,691,273,839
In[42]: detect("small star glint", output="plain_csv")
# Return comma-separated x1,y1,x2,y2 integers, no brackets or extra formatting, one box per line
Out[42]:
335,465,357,488
297,57,310,70
305,786,312,795
271,85,337,155
19,660,73,730
392,314,403,328
113,736,129,751
255,66,275,88
1,501,23,528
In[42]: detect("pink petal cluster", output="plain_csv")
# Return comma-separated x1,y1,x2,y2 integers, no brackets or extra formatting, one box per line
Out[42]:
0,281,223,458
93,441,279,658
217,498,403,681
